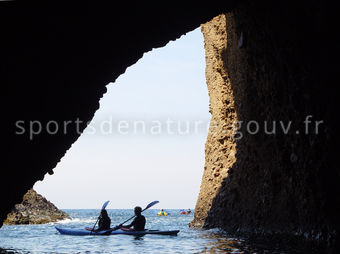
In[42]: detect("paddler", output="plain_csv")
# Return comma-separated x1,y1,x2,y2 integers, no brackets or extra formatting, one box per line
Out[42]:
158,209,167,216
96,209,111,231
120,206,146,231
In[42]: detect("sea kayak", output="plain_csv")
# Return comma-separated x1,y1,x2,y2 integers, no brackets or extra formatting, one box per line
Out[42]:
55,227,179,236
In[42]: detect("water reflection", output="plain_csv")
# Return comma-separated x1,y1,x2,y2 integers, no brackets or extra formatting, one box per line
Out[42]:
198,230,322,254
198,231,244,253
133,235,145,247
0,248,26,254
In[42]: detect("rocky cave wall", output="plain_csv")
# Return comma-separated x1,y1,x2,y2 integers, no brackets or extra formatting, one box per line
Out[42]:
191,0,338,249
1,1,237,227
1,0,338,251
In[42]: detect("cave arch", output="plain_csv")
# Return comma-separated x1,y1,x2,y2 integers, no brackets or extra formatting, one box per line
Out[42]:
2,1,237,226
2,1,338,250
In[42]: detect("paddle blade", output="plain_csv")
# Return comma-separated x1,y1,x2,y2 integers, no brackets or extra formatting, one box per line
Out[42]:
102,200,110,210
144,200,159,210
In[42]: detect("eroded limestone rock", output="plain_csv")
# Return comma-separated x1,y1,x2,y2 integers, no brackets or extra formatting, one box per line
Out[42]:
4,189,70,225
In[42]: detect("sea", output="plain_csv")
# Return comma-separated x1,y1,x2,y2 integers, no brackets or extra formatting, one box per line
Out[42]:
0,209,313,253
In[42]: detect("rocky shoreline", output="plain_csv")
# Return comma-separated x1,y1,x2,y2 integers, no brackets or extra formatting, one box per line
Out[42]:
4,189,70,225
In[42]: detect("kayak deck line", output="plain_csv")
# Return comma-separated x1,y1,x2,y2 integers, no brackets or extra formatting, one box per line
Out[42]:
55,226,179,236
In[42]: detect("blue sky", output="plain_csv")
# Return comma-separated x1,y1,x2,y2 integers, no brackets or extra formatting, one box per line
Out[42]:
34,27,210,209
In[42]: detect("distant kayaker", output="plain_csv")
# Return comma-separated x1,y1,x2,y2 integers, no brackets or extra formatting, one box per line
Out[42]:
120,206,146,231
187,209,192,214
158,209,167,216
96,209,111,231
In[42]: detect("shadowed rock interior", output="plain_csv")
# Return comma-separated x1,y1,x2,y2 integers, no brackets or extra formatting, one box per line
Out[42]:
1,0,338,251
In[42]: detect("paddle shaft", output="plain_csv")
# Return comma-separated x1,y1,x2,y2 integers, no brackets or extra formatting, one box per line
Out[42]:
90,217,100,234
120,201,159,226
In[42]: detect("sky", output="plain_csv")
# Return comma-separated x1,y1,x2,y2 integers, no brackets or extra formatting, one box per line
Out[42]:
34,27,210,209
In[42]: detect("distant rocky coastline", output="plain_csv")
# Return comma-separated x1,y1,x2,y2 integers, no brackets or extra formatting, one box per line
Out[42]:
4,189,70,225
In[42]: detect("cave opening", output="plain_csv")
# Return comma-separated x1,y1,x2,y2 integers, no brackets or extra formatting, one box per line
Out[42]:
1,1,337,251
33,27,210,210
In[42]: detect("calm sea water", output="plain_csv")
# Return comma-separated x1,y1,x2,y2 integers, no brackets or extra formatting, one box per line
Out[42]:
0,209,308,253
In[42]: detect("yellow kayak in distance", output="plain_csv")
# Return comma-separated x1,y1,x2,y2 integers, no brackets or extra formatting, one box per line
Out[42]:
158,211,167,216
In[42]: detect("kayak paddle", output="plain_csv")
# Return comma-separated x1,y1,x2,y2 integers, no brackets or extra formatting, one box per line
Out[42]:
101,200,159,235
120,200,159,225
90,200,110,235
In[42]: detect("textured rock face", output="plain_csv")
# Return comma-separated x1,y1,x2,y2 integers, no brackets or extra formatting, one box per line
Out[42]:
4,189,70,225
190,14,238,227
192,1,338,249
